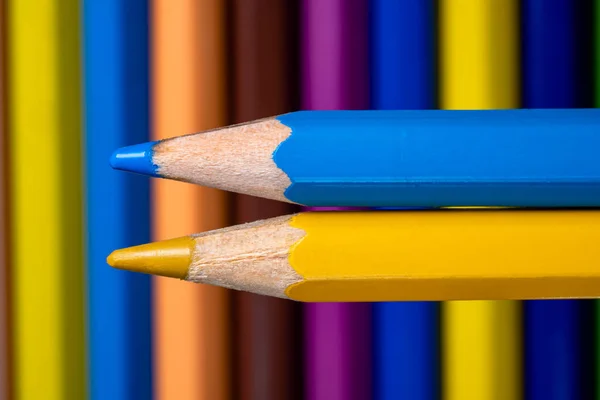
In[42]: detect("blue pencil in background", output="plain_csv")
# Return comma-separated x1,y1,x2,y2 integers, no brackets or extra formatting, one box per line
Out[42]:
369,1,438,399
522,1,595,399
83,1,153,399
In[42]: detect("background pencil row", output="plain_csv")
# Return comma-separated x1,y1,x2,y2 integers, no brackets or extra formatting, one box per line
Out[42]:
0,1,599,399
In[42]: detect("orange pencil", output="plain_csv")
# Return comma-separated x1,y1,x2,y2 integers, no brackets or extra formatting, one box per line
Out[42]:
152,1,230,399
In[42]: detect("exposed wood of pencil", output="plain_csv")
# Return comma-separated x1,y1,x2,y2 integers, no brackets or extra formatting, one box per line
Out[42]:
151,1,230,399
153,117,290,202
232,1,301,399
0,1,9,398
108,210,600,302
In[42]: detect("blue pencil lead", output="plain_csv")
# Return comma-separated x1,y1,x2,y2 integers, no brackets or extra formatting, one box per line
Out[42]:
110,141,160,177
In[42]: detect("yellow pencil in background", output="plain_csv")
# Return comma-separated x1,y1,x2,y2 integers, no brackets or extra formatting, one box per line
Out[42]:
0,0,9,398
8,0,85,398
440,1,520,400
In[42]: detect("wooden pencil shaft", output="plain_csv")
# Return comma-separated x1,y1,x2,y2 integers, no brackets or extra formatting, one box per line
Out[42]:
113,109,600,208
109,210,600,302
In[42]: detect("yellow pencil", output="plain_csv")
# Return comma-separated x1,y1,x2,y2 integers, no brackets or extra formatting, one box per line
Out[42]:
440,1,520,400
8,0,85,398
108,210,600,302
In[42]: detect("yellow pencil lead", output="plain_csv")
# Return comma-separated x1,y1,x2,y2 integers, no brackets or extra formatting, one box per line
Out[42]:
107,237,195,279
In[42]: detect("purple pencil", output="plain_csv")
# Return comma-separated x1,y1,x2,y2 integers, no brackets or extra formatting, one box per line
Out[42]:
301,1,371,400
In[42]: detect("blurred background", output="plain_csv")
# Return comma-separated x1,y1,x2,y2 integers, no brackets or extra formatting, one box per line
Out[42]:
0,0,598,399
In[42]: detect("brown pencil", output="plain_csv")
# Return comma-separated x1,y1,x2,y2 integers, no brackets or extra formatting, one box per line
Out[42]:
231,1,302,399
0,0,9,398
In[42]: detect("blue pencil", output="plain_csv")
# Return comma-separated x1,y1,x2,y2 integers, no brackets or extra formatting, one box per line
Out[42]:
369,1,438,400
83,1,152,399
370,0,434,110
523,2,595,399
111,108,600,208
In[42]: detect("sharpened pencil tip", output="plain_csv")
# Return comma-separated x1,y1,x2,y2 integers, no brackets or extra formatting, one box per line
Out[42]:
107,236,196,279
110,141,160,177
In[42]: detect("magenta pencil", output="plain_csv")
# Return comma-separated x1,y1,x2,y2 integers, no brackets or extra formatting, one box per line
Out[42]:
301,1,371,399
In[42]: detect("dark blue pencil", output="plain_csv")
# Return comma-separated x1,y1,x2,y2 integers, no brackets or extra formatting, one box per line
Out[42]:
369,1,438,400
83,1,152,398
523,1,595,399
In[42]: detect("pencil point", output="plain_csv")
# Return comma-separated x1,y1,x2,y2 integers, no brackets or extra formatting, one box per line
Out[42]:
110,141,160,177
107,236,196,279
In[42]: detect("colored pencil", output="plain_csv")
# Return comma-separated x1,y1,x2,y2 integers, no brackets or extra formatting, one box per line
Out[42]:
111,108,600,208
596,0,600,395
522,2,595,399
151,1,230,399
231,1,301,399
107,209,600,301
370,0,434,110
440,2,521,400
0,1,8,398
369,1,437,399
83,0,152,398
8,0,85,398
301,2,371,398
